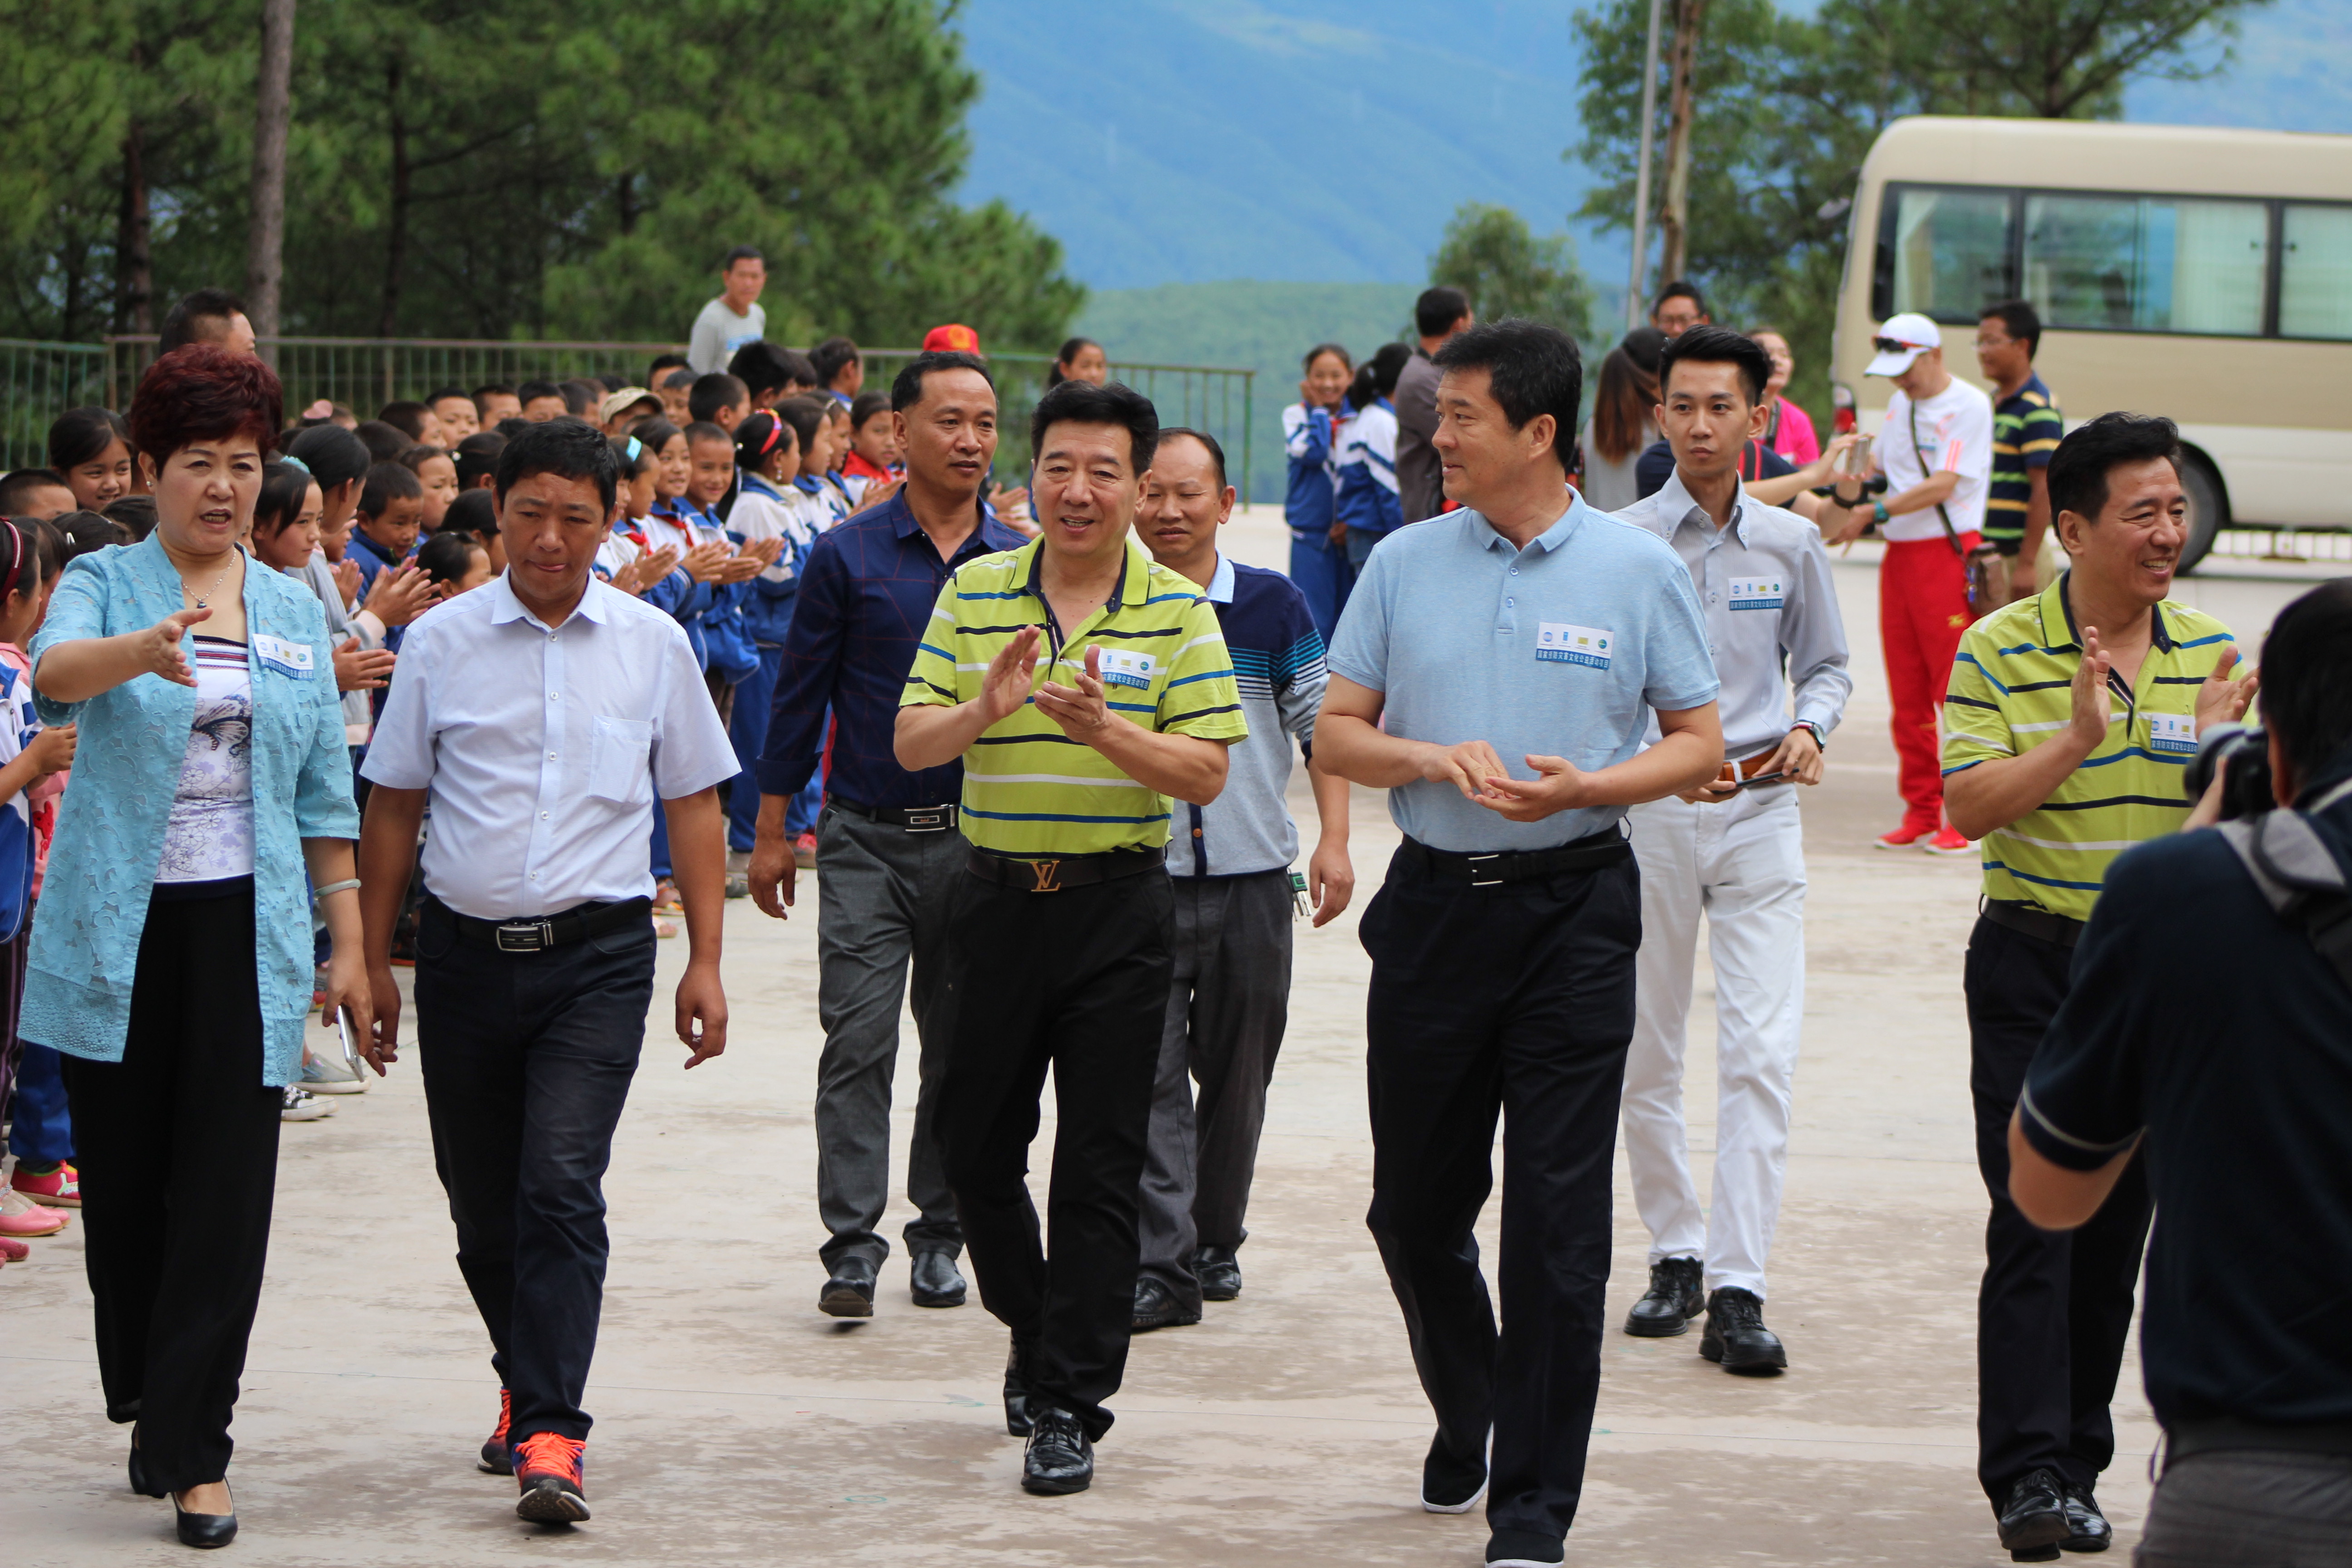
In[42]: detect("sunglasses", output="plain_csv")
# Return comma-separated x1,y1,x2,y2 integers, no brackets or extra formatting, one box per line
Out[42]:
1872,337,1926,354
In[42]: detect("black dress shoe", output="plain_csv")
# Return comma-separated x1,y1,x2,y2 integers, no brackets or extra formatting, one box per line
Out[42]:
2061,1481,2112,1553
909,1250,966,1308
129,1428,163,1498
1021,1406,1094,1495
1190,1245,1242,1302
1004,1338,1033,1438
1130,1277,1201,1332
1698,1286,1788,1374
1998,1468,2073,1561
1624,1256,1705,1336
818,1255,877,1318
173,1486,238,1549
1420,1431,1487,1514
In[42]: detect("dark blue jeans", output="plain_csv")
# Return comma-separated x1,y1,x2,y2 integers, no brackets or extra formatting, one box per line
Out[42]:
414,897,654,1446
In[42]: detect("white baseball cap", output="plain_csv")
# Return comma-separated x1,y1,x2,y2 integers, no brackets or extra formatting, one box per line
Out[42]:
1866,312,1941,377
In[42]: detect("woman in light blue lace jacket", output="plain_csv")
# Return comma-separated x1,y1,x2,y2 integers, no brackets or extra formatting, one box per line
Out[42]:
24,344,368,1549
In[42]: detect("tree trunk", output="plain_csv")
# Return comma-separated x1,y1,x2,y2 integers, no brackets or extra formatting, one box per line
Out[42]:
245,0,296,355
115,114,152,335
1657,0,1705,284
377,56,409,338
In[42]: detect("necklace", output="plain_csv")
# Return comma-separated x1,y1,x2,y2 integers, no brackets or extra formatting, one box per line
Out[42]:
188,554,236,610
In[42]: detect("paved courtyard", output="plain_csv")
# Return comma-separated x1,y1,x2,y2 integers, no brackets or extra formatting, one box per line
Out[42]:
5,517,2324,1566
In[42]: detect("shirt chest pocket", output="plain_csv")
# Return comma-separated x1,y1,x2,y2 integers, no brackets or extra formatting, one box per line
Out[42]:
588,716,654,806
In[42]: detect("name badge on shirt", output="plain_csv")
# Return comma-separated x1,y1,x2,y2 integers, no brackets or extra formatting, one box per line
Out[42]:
1535,623,1612,669
2148,712,2197,755
1096,648,1158,689
1728,576,1785,611
251,633,314,678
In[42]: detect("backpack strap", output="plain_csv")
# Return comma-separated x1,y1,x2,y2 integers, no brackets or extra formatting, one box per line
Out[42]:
2219,809,2352,994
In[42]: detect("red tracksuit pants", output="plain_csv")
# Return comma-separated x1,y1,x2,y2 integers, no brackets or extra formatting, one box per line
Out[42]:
1879,534,1978,828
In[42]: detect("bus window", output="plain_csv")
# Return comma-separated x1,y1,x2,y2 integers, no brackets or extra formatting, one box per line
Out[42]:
2281,205,2352,341
2024,194,2268,336
1882,186,2011,321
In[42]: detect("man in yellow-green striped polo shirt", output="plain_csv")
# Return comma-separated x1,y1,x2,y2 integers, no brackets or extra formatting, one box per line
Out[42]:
1940,412,2256,1561
895,378,1246,1499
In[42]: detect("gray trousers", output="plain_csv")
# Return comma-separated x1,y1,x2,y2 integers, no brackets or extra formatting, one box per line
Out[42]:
813,803,964,1271
2137,1449,2352,1566
1136,871,1294,1309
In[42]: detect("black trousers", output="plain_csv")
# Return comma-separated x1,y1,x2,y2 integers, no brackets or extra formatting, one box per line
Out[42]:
936,864,1173,1441
1965,914,2151,1505
413,898,655,1446
60,887,281,1494
1361,844,1642,1550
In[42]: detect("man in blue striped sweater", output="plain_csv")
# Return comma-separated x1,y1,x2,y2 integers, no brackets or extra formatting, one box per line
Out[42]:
1129,427,1354,1328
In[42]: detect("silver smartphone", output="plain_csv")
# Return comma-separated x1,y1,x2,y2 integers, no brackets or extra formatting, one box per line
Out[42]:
335,1005,365,1075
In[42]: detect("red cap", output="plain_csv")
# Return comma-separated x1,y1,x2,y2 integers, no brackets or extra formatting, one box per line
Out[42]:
921,323,981,355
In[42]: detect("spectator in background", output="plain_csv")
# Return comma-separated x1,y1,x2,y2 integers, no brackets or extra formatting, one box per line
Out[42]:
453,431,505,493
157,288,256,356
1576,328,1662,512
657,367,697,426
1335,343,1411,574
516,382,566,423
48,409,135,514
397,444,461,534
347,463,426,600
103,496,157,543
1651,280,1709,338
597,387,662,436
427,387,480,445
779,349,819,399
1282,343,1354,642
0,469,75,521
811,337,863,405
559,381,601,420
353,421,409,465
843,390,902,490
1046,337,1107,388
648,352,688,388
690,246,768,374
472,384,522,426
729,343,799,412
377,401,446,448
414,529,494,595
1746,328,1820,466
1393,285,1473,524
1976,300,2064,602
689,374,751,435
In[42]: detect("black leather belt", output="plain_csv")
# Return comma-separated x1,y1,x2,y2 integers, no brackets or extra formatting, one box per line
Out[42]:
425,894,652,953
1400,829,1630,887
833,797,958,832
1980,898,2085,951
965,845,1165,893
2169,1417,2352,1463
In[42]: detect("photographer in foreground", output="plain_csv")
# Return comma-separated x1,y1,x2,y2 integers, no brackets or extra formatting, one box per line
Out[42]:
1940,412,2255,1561
2009,578,2352,1566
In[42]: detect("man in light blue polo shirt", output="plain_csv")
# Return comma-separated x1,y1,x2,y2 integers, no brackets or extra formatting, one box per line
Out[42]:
1318,319,1722,1568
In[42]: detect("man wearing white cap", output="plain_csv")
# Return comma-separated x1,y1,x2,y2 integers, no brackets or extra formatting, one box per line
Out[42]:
1822,313,1993,853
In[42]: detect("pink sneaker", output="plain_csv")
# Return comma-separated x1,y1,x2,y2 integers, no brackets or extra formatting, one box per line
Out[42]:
0,1187,70,1236
11,1161,80,1208
1926,826,1976,857
0,1234,29,1261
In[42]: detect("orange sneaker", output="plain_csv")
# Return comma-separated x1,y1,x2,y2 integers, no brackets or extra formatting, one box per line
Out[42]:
1926,826,1976,857
514,1431,588,1523
10,1161,80,1208
478,1388,514,1475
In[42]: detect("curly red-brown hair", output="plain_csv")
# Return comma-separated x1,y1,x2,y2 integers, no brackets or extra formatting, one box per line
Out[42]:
127,343,283,466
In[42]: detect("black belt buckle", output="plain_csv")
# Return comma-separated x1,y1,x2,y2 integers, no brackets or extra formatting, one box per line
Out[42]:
495,918,554,953
1465,853,1504,888
904,805,954,833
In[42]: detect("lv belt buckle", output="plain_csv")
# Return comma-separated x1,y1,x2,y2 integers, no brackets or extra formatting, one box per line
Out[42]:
495,918,554,952
1466,853,1504,888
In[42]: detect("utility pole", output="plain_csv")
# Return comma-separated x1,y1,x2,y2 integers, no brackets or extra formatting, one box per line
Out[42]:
1656,0,1704,285
246,0,296,359
1625,0,1664,330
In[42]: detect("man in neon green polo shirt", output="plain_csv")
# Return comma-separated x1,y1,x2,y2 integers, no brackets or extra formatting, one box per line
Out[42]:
1941,412,2255,1561
896,377,1246,1499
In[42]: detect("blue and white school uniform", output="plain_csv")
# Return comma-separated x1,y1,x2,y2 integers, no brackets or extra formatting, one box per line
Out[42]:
1283,401,1352,642
1335,394,1403,570
723,471,818,851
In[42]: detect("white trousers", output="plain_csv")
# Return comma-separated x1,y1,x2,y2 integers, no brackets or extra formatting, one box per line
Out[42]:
1621,786,1806,1300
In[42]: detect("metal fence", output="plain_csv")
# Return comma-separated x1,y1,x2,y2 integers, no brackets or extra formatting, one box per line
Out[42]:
0,340,109,471
80,336,1257,500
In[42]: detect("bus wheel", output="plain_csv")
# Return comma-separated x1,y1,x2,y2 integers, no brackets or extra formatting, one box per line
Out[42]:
2177,451,2228,575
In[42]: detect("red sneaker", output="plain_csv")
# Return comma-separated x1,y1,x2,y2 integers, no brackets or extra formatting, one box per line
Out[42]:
11,1161,81,1208
1875,820,1938,850
514,1432,588,1523
478,1388,514,1475
1925,825,1976,857
793,832,818,869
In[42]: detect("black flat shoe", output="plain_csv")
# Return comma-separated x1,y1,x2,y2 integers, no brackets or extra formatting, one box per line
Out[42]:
1624,1256,1705,1337
173,1486,238,1549
1699,1286,1788,1374
1998,1468,2072,1562
1004,1337,1033,1438
1190,1245,1242,1302
909,1250,966,1308
1021,1406,1094,1495
2061,1481,2112,1553
1130,1277,1200,1332
818,1255,877,1318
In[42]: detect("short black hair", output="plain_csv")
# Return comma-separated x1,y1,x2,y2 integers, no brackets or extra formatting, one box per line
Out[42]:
0,468,70,515
1431,318,1584,476
493,414,620,514
353,420,410,464
682,420,733,449
728,342,795,400
723,245,764,269
1416,286,1472,339
1652,279,1708,318
471,382,515,404
810,336,861,388
104,494,157,541
779,349,818,390
1154,427,1228,490
2261,579,2352,795
688,373,748,424
358,460,423,519
416,528,488,585
2047,412,2180,524
158,288,246,353
516,379,562,406
453,430,506,489
444,487,497,537
559,380,601,416
1030,378,1158,476
285,423,371,491
1981,298,2043,358
426,385,470,407
661,367,698,392
648,353,688,381
891,350,995,413
377,400,434,441
1659,323,1773,406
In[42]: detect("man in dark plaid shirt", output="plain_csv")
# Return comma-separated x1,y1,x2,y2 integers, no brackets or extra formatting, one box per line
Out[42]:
748,349,1026,1318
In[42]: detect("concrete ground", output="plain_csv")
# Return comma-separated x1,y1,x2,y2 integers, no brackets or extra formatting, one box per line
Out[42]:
4,513,2328,1567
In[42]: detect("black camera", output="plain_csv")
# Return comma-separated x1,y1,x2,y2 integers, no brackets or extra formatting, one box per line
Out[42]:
2183,723,2274,821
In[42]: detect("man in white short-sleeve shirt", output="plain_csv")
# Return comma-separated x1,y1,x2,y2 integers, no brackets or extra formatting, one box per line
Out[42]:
687,247,768,375
356,421,737,1529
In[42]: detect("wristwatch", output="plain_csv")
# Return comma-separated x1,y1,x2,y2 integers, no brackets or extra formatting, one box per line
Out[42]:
1871,500,1890,527
1791,720,1825,750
